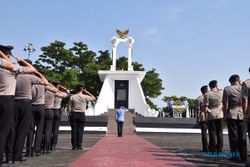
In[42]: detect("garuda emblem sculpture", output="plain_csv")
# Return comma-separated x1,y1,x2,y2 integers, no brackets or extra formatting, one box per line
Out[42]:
116,29,129,39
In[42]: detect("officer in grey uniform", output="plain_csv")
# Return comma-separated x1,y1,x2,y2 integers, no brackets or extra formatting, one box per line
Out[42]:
0,46,36,165
223,74,247,162
0,46,16,166
50,81,69,151
68,84,96,150
242,67,250,141
196,85,208,152
205,80,224,152
43,86,56,153
26,71,51,157
12,59,47,163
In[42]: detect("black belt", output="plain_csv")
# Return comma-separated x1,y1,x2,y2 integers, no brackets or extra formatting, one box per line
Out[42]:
0,95,14,99
32,104,44,106
15,99,31,103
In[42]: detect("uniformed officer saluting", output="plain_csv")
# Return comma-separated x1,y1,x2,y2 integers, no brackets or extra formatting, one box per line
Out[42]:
26,72,55,157
11,59,49,163
0,45,37,166
68,83,96,150
50,81,70,151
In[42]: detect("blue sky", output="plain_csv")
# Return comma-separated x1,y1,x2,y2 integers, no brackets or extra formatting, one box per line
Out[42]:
1,0,250,107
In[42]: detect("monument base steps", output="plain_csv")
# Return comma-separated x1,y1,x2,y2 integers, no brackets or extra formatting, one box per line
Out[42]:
102,109,135,135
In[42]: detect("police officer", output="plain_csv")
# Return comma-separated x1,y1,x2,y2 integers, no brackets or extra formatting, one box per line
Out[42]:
223,74,247,162
12,59,48,163
68,84,95,150
0,47,15,167
242,67,250,141
196,85,209,152
0,46,35,165
50,81,70,151
205,80,224,152
43,82,58,153
26,71,52,157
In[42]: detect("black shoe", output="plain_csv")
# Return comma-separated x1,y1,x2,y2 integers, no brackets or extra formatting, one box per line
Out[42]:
44,150,51,154
12,157,28,163
24,153,33,157
77,147,83,150
3,160,11,164
51,145,56,151
72,147,77,150
33,151,41,157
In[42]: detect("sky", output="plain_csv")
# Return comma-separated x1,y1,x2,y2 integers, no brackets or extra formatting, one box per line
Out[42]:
1,0,250,107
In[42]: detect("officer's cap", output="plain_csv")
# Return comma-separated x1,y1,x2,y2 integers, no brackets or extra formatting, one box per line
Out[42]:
0,45,14,55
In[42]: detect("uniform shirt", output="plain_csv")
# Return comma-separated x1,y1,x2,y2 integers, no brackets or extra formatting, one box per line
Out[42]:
69,92,94,113
32,84,45,105
242,79,250,117
0,58,7,67
205,89,223,120
15,74,42,100
44,90,55,109
222,84,243,120
53,96,62,109
0,65,29,96
53,92,70,109
196,95,207,122
115,107,129,122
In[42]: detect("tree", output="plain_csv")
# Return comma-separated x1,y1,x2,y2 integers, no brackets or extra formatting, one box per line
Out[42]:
162,95,196,116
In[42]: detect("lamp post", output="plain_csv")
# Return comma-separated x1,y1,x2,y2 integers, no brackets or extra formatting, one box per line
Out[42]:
23,43,35,59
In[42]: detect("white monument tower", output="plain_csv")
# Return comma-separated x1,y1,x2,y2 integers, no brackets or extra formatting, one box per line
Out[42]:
94,30,149,116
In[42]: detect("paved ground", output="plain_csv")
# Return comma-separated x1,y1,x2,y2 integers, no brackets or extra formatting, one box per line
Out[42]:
140,133,250,167
70,135,195,167
4,133,250,167
9,134,104,167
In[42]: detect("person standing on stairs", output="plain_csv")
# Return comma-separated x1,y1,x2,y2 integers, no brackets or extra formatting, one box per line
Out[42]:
115,106,129,137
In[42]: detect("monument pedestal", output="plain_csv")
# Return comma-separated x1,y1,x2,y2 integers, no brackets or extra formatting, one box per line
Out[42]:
94,70,148,116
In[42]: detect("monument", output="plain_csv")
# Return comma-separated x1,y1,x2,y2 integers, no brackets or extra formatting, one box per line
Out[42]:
94,30,151,116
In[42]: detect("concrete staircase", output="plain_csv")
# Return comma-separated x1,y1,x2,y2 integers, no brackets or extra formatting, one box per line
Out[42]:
103,109,135,135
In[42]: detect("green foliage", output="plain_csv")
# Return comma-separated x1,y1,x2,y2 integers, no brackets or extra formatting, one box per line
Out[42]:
142,69,164,98
146,98,158,110
162,96,196,109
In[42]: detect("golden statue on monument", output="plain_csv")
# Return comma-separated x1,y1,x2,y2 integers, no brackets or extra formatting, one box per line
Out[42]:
116,29,129,39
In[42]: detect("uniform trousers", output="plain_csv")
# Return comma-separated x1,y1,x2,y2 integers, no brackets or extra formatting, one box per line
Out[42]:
13,100,32,161
117,121,124,137
0,96,14,164
247,119,250,142
43,109,54,152
70,112,85,149
5,122,15,162
207,118,223,152
199,121,208,152
51,109,61,148
26,105,45,154
227,119,247,161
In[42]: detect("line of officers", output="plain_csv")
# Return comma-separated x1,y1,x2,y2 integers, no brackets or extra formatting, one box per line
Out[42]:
196,69,250,162
0,45,96,166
